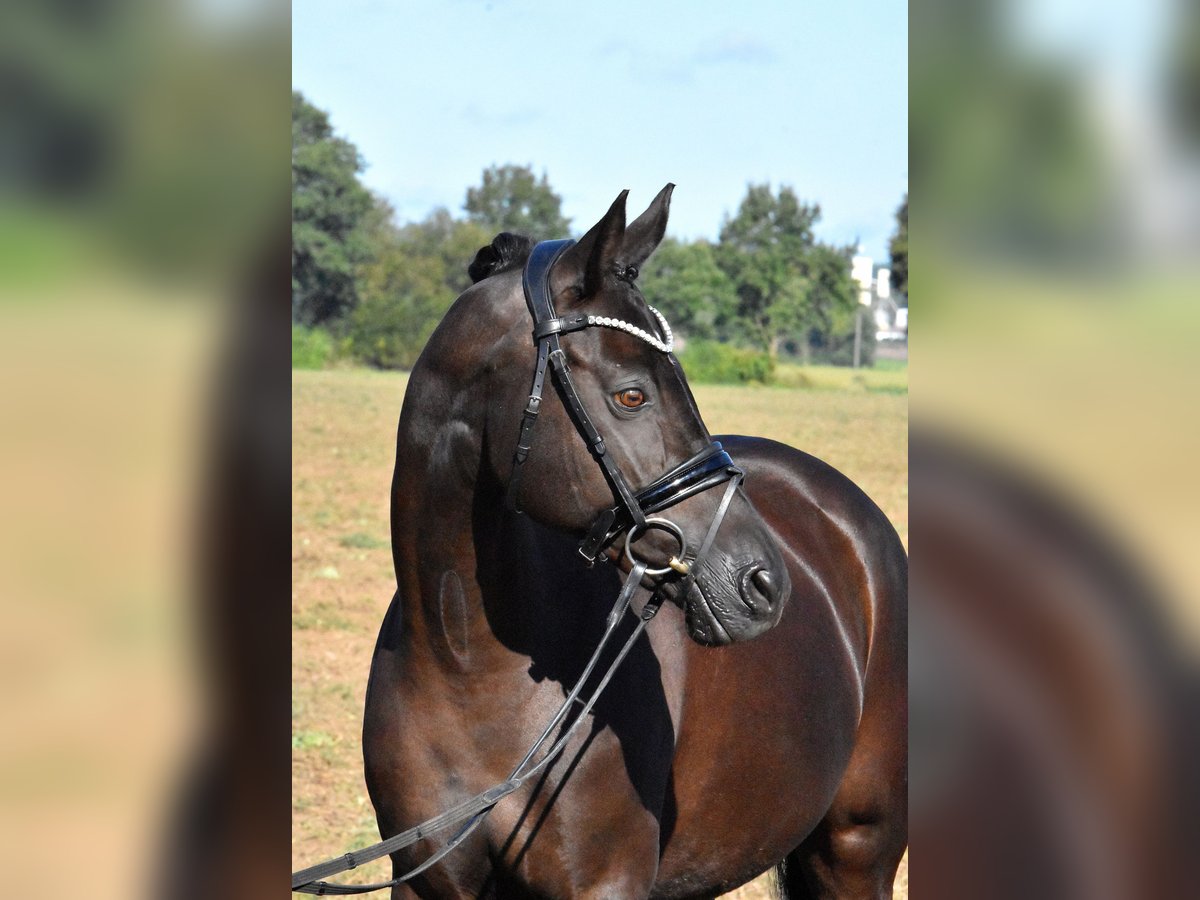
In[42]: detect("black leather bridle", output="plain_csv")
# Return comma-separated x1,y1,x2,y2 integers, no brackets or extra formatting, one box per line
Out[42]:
291,240,747,895
506,238,743,577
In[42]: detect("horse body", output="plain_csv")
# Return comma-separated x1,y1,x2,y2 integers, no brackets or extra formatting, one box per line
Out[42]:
362,188,906,899
665,438,907,899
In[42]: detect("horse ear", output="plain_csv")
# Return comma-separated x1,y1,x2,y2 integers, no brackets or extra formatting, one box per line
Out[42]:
552,190,628,301
622,183,674,269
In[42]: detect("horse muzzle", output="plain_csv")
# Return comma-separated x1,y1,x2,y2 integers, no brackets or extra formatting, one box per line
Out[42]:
677,551,790,646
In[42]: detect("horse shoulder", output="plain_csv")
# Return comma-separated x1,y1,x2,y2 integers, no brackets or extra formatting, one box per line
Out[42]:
718,434,907,668
657,438,906,894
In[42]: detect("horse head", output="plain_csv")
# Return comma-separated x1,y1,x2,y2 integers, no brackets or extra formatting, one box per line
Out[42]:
418,186,790,645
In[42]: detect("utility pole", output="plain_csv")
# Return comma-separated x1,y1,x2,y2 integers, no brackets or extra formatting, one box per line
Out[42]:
851,252,874,369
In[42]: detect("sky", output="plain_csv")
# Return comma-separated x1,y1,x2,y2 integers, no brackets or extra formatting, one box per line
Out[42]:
293,0,907,263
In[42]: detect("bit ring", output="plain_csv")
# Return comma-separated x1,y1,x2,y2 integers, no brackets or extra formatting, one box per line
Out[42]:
624,517,688,578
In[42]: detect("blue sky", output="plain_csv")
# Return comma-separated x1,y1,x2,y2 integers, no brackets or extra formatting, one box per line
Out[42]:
293,0,907,262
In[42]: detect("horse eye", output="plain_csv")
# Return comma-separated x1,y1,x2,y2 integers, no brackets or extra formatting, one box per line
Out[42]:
615,388,646,409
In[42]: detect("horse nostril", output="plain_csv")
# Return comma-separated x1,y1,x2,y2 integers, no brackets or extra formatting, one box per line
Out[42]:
752,568,774,598
738,564,780,613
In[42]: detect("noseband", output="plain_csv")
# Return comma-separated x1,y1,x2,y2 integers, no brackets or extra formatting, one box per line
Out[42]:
507,239,742,576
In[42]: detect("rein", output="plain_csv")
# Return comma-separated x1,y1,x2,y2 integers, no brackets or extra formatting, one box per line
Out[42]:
291,240,743,895
292,560,661,895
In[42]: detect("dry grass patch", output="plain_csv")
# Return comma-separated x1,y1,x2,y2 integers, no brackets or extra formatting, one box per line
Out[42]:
693,383,907,546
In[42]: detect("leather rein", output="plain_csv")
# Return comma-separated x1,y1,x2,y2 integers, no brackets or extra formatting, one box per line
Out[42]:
291,240,744,895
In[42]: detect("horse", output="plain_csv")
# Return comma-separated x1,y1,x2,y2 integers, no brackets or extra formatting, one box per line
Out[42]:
359,186,907,898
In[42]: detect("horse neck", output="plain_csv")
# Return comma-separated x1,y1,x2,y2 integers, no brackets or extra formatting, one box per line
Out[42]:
387,383,529,674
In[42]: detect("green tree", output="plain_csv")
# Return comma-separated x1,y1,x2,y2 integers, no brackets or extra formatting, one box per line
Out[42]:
637,238,738,341
463,164,571,238
1170,0,1200,150
351,249,445,369
292,91,375,327
911,0,1113,261
351,208,492,369
387,207,493,298
801,244,872,366
889,194,908,298
715,184,821,357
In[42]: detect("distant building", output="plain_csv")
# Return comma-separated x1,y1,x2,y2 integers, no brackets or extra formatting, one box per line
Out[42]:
871,265,907,343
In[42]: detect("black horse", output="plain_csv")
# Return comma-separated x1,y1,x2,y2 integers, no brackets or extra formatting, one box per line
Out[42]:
361,186,907,898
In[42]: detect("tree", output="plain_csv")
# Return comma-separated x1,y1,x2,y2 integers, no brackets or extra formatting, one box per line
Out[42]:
387,207,493,299
802,244,872,366
292,91,375,327
715,184,821,357
889,194,908,299
350,247,446,370
911,0,1113,260
637,238,738,342
1170,0,1200,151
714,184,861,363
463,164,571,239
351,208,492,369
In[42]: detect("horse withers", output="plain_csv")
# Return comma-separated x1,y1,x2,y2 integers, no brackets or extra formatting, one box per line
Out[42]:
361,186,908,898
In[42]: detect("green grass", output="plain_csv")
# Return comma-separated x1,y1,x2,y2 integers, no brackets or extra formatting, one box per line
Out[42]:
773,361,908,393
293,601,356,632
292,729,335,751
339,531,389,550
293,325,334,370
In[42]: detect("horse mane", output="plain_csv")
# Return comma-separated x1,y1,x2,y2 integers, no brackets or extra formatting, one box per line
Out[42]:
468,232,536,284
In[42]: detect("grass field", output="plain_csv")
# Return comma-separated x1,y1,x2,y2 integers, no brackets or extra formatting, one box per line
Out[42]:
293,365,908,898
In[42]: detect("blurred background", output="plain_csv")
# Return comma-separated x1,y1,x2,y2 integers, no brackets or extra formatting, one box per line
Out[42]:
0,0,289,896
913,0,1200,615
911,0,1198,896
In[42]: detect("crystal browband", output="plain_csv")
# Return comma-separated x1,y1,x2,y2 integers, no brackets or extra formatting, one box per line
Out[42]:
584,306,674,353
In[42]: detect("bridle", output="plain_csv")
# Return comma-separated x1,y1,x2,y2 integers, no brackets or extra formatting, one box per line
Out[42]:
291,240,746,895
507,238,743,578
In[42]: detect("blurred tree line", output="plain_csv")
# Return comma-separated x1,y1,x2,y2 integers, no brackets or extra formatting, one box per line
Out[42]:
293,92,904,373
